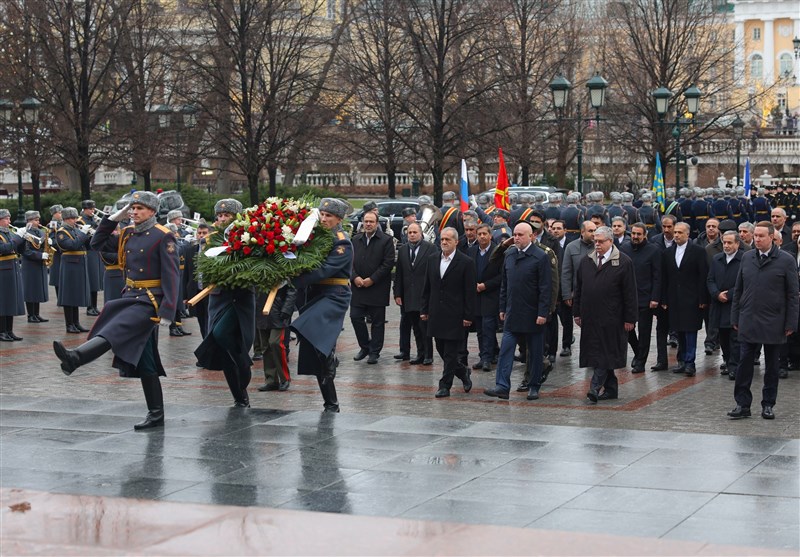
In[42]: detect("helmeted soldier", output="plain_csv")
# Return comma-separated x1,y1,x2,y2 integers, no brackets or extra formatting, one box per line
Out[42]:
607,192,628,223
690,187,714,237
21,210,50,323
476,193,491,210
638,193,662,238
508,191,520,210
621,192,639,224
560,193,586,244
53,191,180,430
663,188,683,221
545,193,562,220
54,207,92,333
78,200,103,315
712,188,734,221
0,209,25,341
585,191,609,225
751,187,772,222
291,198,353,412
491,209,512,242
532,192,547,214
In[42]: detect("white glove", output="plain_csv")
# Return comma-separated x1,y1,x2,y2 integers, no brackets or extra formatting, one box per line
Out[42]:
184,234,195,244
79,224,91,234
469,195,478,209
159,318,172,328
42,252,49,261
49,221,58,230
86,227,95,236
47,238,53,246
109,203,132,222
13,226,25,238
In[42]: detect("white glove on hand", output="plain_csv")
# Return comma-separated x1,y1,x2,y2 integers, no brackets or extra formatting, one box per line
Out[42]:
13,226,26,238
159,319,172,328
109,203,132,222
42,252,49,261
79,224,91,234
48,238,54,246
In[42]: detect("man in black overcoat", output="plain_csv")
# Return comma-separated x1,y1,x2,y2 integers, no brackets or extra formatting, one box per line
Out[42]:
707,231,743,381
421,227,476,398
468,223,501,371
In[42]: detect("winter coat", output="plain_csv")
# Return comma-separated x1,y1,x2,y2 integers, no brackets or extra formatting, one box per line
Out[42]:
661,242,709,332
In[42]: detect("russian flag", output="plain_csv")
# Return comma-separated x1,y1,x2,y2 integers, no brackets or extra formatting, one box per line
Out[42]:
459,159,469,212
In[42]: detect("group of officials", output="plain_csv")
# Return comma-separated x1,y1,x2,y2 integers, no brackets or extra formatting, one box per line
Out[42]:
1,183,798,428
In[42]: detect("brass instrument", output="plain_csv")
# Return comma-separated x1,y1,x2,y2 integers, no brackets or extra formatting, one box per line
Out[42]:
42,227,55,267
10,225,42,249
417,203,442,244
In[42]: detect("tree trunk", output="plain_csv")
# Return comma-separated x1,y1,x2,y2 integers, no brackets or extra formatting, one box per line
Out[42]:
142,171,152,192
31,169,41,212
520,165,529,187
248,172,260,206
387,165,396,199
80,167,92,200
432,163,444,207
267,164,278,197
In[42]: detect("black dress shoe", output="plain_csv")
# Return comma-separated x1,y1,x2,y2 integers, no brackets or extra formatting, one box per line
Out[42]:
36,315,49,322
547,354,556,364
353,349,368,361
650,362,668,371
169,325,184,337
257,383,278,392
597,392,618,401
409,356,424,365
177,326,191,335
86,308,100,316
483,387,509,399
27,316,38,323
761,406,775,420
394,353,410,360
8,332,22,341
434,388,450,398
671,364,686,373
684,365,696,377
720,363,728,372
727,405,751,419
728,373,736,381
779,368,789,379
422,358,433,365
491,356,498,364
463,375,472,393
66,324,82,334
631,367,644,374
559,347,571,357
472,361,484,370
233,400,250,408
133,411,164,430
482,362,491,372
586,388,599,403
516,381,528,392
75,323,89,333
367,354,379,364
0,332,14,342
527,388,539,400
278,381,290,391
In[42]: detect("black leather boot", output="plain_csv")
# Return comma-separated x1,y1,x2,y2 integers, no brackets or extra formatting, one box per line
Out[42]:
73,307,89,332
64,306,79,333
26,303,37,322
134,375,164,430
53,336,112,375
318,351,340,412
34,303,47,322
6,317,22,341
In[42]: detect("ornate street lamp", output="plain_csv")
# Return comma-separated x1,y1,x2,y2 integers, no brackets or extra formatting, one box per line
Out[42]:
732,115,745,189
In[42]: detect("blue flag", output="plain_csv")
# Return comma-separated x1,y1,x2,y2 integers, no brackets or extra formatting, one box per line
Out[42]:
743,158,751,198
653,152,665,211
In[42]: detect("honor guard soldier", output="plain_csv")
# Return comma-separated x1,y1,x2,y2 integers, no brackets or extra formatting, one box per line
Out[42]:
606,192,627,223
691,188,714,238
621,192,640,225
585,191,609,225
53,191,181,430
677,188,694,226
712,189,734,221
21,211,50,323
545,193,562,220
637,193,662,238
77,200,103,315
663,188,683,221
0,209,25,341
195,199,257,408
54,207,92,333
291,198,353,412
561,193,586,244
48,204,63,296
752,188,772,222
490,209,512,242
439,191,464,237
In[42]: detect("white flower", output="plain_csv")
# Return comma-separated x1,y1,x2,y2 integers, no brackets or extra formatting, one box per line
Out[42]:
241,232,251,244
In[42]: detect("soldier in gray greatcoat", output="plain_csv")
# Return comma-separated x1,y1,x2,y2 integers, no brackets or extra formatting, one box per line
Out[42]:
0,209,25,341
53,191,181,430
21,210,50,323
77,200,103,315
47,204,63,295
54,207,92,333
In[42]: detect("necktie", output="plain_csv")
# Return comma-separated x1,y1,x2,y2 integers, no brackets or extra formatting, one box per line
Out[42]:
597,253,603,269
410,245,416,265
760,253,767,263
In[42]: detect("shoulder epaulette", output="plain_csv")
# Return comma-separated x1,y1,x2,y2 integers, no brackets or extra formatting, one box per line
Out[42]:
154,224,171,234
337,231,346,240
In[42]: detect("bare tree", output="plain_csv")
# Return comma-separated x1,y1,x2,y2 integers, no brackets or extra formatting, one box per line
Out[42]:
397,0,502,205
29,0,136,198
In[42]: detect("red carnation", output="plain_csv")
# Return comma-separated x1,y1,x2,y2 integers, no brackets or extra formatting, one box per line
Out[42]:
266,243,275,254
280,244,288,253
243,246,252,255
257,236,265,245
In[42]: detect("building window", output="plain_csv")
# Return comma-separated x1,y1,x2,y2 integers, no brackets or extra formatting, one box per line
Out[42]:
779,53,793,77
777,92,786,110
752,27,761,40
750,54,763,80
327,0,336,19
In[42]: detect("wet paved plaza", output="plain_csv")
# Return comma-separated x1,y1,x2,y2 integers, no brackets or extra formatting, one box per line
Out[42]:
1,293,798,555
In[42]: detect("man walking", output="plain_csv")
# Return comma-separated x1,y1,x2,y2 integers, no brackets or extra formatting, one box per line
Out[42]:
574,226,637,402
728,222,799,420
707,231,743,381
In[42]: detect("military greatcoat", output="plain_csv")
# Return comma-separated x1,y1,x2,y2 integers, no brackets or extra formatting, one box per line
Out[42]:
0,228,25,316
54,224,91,307
21,226,49,303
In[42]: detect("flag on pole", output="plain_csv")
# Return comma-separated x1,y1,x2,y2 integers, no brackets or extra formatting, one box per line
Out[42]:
459,159,470,212
653,152,665,212
743,158,751,198
494,147,510,210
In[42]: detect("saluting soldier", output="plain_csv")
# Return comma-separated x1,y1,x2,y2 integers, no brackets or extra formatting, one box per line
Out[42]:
0,209,25,341
77,200,103,315
291,198,353,412
21,211,50,323
54,207,92,333
47,204,63,296
53,191,180,430
194,199,257,408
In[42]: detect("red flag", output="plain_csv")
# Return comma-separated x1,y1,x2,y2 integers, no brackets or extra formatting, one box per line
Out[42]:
494,147,510,210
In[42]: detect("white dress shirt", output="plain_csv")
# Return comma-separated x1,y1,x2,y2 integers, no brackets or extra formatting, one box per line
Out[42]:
440,251,454,277
675,242,687,267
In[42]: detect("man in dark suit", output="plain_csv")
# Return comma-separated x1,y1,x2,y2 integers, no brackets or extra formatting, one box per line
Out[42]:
394,222,436,365
729,221,799,420
484,222,551,401
707,231,743,381
183,223,210,339
661,222,709,377
350,210,395,364
468,223,501,371
421,227,476,398
649,213,678,369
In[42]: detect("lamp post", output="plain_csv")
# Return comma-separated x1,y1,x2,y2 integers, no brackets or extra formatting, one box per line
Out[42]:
652,85,701,190
0,97,40,227
549,72,608,194
732,115,745,189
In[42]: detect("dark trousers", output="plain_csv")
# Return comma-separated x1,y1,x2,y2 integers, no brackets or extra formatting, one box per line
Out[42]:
546,316,558,357
193,297,209,339
475,314,498,364
350,304,386,356
591,368,618,397
398,311,411,355
735,342,780,409
677,331,698,364
434,337,469,390
407,311,432,359
557,299,573,349
719,327,740,375
703,306,718,349
655,306,669,364
627,307,654,368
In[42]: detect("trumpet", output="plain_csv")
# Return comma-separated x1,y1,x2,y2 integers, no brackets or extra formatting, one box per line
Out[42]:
91,209,108,224
10,224,42,249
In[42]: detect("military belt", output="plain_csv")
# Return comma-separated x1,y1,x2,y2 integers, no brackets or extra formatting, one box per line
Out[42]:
105,264,122,270
62,251,86,256
316,278,350,286
0,254,19,261
126,278,162,288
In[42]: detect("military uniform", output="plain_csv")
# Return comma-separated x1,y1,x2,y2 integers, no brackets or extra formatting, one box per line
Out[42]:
638,203,662,238
752,194,771,222
438,204,464,238
690,197,713,237
99,249,125,303
560,204,585,244
0,218,25,341
77,203,103,314
54,216,92,333
291,201,353,412
21,216,50,322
